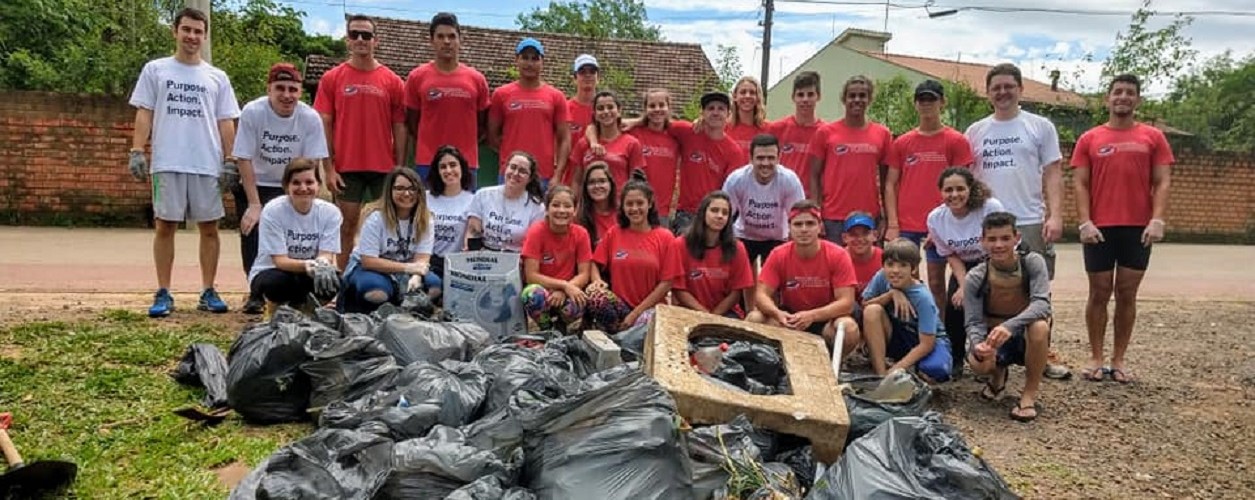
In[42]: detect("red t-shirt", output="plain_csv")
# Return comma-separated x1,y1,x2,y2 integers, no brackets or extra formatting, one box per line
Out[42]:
768,116,826,197
670,121,745,213
1071,123,1175,227
629,127,680,216
566,99,594,136
808,120,893,220
592,226,682,308
589,210,618,246
403,63,490,168
849,246,884,299
887,127,974,232
490,82,570,180
672,236,755,314
565,133,646,188
521,221,593,282
728,122,765,161
314,62,406,174
759,240,857,313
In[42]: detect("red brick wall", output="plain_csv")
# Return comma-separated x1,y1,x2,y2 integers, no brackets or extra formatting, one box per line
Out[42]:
1,91,1252,242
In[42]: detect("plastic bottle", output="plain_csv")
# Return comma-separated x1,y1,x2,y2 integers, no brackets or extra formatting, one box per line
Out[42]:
690,342,729,374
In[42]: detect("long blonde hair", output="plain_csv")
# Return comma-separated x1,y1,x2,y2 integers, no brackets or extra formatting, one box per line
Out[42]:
361,167,430,245
730,76,766,128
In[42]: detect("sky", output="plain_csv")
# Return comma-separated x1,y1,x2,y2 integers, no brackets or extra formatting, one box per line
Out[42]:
290,0,1255,95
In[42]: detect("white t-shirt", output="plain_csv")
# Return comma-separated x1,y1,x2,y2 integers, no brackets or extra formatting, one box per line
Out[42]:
965,110,1061,225
467,186,545,252
232,97,328,188
427,190,474,256
250,196,343,283
927,197,1006,263
722,164,806,241
352,210,435,265
129,57,240,176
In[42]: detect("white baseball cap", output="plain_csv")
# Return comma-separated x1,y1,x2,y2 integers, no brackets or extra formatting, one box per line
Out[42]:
573,54,599,73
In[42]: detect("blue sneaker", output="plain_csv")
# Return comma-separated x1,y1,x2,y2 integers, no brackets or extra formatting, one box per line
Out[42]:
198,287,230,313
148,288,174,318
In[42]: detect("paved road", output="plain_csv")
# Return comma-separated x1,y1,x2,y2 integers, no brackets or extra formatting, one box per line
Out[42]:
2,226,1252,301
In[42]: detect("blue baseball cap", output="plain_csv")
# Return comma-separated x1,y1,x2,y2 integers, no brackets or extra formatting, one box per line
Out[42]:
516,37,544,56
843,214,876,232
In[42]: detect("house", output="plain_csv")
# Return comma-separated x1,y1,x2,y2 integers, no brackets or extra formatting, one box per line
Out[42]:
304,15,720,116
765,28,1087,123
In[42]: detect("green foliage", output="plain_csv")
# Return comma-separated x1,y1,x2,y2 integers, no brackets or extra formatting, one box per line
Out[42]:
1159,52,1255,152
867,76,990,135
1101,0,1197,92
713,44,741,93
601,63,637,100
516,0,662,41
0,0,345,97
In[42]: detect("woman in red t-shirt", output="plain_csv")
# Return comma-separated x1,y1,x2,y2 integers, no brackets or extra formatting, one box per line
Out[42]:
673,191,755,318
566,91,645,188
521,185,593,332
728,76,769,156
576,162,619,247
588,171,682,331
628,88,681,227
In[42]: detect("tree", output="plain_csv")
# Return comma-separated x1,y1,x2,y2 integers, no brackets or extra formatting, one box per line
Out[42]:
868,76,992,136
1160,53,1255,152
516,0,662,41
1102,0,1197,92
713,44,741,93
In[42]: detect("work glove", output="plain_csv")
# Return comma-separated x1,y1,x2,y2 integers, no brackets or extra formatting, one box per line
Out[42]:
129,150,148,181
305,258,339,297
1141,218,1165,246
219,159,240,192
403,261,429,278
1078,220,1104,244
407,274,423,293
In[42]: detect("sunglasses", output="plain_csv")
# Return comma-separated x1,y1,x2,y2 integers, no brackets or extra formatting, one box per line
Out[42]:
348,30,375,41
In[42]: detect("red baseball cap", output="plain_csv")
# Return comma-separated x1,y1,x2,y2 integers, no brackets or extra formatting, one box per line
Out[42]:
268,63,301,84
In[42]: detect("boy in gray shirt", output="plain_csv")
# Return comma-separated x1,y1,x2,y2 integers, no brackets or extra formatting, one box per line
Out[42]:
964,212,1052,422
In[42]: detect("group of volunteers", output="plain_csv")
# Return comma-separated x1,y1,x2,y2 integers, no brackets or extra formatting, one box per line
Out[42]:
127,9,1174,422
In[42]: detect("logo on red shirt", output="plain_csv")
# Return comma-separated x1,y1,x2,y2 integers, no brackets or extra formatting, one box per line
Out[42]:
1097,145,1116,157
689,151,706,163
782,144,796,153
834,145,850,155
343,86,359,95
614,249,629,259
905,154,920,165
426,89,444,99
508,101,523,110
542,254,555,264
688,270,705,279
784,279,800,289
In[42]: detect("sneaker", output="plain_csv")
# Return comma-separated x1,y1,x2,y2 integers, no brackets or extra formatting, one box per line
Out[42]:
148,288,174,318
242,295,265,315
198,288,229,313
1044,350,1073,380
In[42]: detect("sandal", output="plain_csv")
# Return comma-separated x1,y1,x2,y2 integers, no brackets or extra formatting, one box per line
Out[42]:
980,367,1007,401
1109,367,1137,384
1010,402,1041,422
1081,365,1108,382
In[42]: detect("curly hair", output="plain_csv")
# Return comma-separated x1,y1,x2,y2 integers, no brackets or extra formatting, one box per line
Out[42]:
937,167,992,210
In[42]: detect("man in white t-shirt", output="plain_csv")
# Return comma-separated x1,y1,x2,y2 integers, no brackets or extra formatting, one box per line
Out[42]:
230,62,329,314
128,7,241,318
965,62,1070,379
722,133,806,268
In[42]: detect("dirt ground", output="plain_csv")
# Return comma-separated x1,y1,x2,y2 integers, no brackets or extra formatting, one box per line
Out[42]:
2,292,1251,499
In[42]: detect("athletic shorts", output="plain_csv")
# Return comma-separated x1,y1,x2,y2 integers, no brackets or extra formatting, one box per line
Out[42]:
1082,226,1152,273
670,210,695,236
822,219,844,245
1017,223,1057,279
152,172,224,222
741,239,784,267
338,171,388,204
900,231,945,263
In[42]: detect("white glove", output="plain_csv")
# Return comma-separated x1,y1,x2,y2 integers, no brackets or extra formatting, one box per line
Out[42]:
404,261,429,277
1078,220,1104,244
1142,219,1165,246
407,274,423,293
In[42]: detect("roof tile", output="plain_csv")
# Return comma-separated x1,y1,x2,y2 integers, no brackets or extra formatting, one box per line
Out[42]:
861,51,1088,108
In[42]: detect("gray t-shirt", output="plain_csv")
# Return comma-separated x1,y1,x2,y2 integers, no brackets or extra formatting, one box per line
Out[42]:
250,196,342,283
232,97,329,188
962,251,1052,346
351,210,435,263
427,190,474,256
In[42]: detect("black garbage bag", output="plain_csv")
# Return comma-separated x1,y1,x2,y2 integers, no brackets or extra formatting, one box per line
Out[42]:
377,314,491,365
743,462,803,499
542,335,599,377
840,371,933,444
690,338,790,395
227,314,327,423
391,360,489,426
687,415,762,500
807,413,1018,500
516,365,693,500
229,428,394,500
473,343,582,414
311,308,380,338
776,445,816,492
610,323,648,362
301,332,400,411
320,394,443,441
708,362,774,395
376,426,523,499
171,343,229,408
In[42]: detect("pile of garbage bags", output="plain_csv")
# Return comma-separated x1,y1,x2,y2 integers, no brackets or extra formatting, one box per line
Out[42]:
171,302,1018,500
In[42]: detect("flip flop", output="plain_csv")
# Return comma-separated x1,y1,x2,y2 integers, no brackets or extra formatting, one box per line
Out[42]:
1081,365,1108,382
1010,402,1041,422
980,368,1007,401
1109,367,1137,384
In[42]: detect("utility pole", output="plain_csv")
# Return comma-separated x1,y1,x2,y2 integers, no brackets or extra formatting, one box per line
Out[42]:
760,0,774,97
186,0,212,63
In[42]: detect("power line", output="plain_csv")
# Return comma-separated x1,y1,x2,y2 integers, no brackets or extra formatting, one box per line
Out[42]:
775,0,1255,17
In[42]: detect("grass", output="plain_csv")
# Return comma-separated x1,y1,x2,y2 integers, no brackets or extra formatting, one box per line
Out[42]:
0,310,309,499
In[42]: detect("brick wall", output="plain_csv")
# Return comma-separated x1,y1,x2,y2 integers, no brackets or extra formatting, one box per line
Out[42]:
1,91,1253,242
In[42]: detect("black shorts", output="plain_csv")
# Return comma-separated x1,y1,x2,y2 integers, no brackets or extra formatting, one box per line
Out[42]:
337,171,388,204
741,239,783,266
1082,226,1152,273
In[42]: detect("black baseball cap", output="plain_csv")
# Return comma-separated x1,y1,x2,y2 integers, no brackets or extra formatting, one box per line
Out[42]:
915,79,945,99
700,91,731,109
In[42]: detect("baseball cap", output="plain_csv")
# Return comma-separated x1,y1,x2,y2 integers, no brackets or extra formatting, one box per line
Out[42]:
843,213,876,232
914,79,944,99
516,37,544,56
700,91,731,109
268,63,301,84
573,54,599,73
